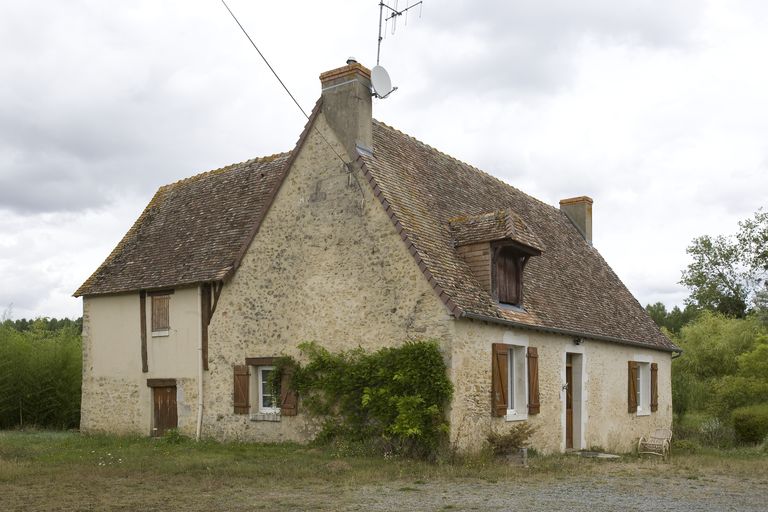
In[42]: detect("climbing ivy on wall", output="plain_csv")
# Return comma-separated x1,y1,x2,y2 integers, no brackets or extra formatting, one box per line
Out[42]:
276,340,453,458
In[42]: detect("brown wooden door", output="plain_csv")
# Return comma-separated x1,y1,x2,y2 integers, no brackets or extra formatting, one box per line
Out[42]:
152,386,178,437
565,355,573,449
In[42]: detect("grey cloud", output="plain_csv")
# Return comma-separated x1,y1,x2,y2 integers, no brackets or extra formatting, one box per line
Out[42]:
415,0,704,95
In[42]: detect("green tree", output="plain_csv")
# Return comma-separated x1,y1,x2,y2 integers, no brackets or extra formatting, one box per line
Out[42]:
645,302,699,334
681,208,768,317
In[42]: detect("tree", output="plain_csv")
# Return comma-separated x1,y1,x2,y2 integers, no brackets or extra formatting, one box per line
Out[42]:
645,302,699,334
681,208,768,317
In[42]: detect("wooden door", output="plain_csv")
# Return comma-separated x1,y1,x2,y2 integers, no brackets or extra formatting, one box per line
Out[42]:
565,354,573,449
152,386,178,437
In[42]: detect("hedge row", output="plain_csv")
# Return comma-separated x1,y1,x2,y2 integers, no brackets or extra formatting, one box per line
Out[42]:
0,323,81,429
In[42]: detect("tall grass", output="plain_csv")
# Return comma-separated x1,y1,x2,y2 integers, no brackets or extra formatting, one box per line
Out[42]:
0,322,81,429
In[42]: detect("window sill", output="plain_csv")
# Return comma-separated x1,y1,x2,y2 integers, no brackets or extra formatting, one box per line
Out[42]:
499,303,526,313
505,411,528,422
636,409,651,417
250,412,281,422
151,330,169,337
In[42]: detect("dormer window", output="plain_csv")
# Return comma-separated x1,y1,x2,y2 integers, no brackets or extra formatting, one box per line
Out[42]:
449,209,543,310
493,245,529,306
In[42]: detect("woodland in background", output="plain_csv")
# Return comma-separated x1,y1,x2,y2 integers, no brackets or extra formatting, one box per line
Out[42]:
647,207,768,448
0,318,82,429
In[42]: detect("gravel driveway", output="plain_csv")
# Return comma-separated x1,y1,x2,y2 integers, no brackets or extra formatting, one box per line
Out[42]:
337,472,768,511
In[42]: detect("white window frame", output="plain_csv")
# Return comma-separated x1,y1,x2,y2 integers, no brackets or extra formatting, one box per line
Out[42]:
506,345,529,422
247,365,281,420
636,361,651,416
255,366,279,414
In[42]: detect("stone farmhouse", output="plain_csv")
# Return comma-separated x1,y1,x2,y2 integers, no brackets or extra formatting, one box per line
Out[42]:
75,61,679,453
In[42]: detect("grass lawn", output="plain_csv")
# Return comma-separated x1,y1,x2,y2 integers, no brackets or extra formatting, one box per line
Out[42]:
2,430,767,511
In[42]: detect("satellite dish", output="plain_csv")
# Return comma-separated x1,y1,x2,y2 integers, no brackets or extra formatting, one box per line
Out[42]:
371,65,397,99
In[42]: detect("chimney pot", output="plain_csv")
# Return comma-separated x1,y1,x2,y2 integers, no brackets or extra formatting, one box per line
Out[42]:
559,196,593,245
346,56,357,65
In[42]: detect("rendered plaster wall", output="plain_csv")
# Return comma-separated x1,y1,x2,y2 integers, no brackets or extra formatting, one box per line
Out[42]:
80,287,201,436
450,319,673,454
204,113,453,442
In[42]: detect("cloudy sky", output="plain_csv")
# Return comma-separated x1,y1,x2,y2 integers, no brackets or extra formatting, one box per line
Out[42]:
1,0,767,320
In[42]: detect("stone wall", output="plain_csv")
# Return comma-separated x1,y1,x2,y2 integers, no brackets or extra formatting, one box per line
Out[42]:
203,113,453,442
450,318,673,454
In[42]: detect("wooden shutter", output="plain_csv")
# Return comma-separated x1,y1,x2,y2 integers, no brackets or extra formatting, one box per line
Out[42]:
650,362,658,412
152,295,170,331
627,361,638,413
233,365,250,414
495,248,523,305
280,368,298,416
491,343,510,416
527,346,540,414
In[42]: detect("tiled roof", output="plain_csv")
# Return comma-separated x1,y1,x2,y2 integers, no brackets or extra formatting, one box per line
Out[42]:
449,209,544,253
74,153,290,296
75,113,676,351
359,121,677,351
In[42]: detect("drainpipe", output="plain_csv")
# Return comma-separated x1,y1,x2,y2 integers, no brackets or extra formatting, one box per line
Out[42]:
195,286,204,441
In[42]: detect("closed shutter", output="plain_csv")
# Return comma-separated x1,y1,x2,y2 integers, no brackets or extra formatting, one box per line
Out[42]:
628,361,638,413
280,368,298,416
491,343,510,416
496,250,522,305
152,295,170,331
650,362,658,412
233,365,250,414
527,346,540,414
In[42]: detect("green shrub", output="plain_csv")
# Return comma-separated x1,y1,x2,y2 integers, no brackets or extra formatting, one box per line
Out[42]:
0,322,81,429
673,439,701,454
695,417,735,448
732,404,768,444
280,340,453,459
486,423,536,456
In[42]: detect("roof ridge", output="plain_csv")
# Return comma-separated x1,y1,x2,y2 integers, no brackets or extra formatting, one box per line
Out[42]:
372,119,561,215
162,151,292,191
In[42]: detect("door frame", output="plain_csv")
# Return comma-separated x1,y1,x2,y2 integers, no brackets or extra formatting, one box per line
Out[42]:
563,350,585,451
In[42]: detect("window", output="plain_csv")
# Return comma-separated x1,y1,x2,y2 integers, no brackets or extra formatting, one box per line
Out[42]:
628,361,658,415
151,294,170,336
232,358,298,419
492,343,540,419
256,366,279,414
506,345,527,418
492,245,531,306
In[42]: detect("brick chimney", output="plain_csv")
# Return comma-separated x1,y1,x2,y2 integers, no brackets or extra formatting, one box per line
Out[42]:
319,59,373,159
559,196,593,245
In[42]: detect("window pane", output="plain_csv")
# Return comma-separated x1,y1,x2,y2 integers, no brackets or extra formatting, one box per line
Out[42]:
261,368,274,409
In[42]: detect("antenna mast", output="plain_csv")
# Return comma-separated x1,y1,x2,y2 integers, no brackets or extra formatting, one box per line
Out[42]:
376,1,423,65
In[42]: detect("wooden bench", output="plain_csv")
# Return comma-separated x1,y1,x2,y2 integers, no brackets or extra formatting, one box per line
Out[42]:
638,428,673,460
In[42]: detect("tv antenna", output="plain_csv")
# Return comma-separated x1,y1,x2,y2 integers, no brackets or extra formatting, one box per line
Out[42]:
377,1,423,65
373,1,423,99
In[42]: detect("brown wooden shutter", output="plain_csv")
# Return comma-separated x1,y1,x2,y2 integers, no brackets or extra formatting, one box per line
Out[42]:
279,368,298,416
491,343,510,416
628,361,638,413
233,365,250,414
152,295,170,331
527,346,540,414
650,362,658,412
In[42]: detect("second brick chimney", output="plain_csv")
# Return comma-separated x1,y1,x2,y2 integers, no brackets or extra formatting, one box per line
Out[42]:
559,196,593,245
319,60,373,160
